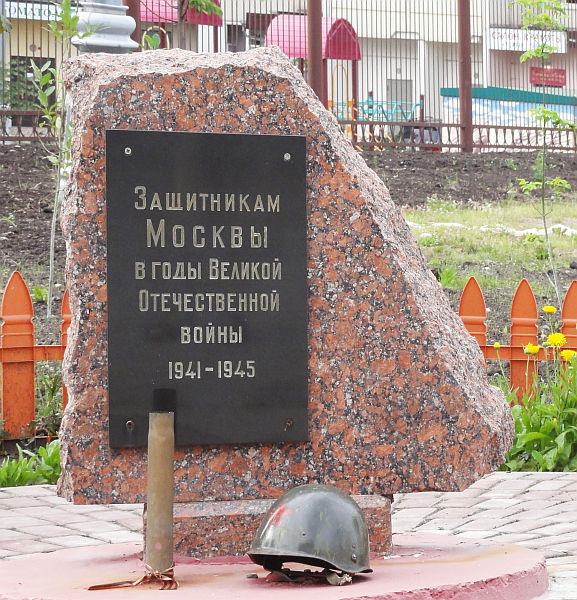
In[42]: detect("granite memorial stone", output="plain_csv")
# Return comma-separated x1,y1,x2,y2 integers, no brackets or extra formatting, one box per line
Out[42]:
57,47,514,557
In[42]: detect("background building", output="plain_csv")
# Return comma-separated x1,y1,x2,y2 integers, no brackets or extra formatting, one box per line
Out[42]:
2,0,576,149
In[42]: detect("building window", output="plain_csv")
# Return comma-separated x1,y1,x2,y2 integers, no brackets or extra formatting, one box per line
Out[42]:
227,24,245,52
245,12,275,48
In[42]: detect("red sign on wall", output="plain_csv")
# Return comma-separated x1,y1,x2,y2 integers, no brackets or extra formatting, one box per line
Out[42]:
530,67,566,87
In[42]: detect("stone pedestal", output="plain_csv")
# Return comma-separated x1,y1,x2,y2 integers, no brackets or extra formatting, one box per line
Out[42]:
152,495,392,557
0,537,548,599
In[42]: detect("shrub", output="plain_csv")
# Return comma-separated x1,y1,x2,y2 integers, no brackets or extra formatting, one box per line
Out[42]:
0,445,40,487
0,440,61,486
24,440,61,484
501,352,577,472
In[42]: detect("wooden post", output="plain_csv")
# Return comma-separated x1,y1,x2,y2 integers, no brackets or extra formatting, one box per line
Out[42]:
459,277,487,348
123,0,141,46
510,279,539,400
352,60,358,145
322,59,328,107
307,0,324,104
561,281,577,350
0,272,35,438
61,290,71,409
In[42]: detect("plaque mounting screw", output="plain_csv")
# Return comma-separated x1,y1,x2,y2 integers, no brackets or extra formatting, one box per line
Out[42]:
283,153,291,162
284,418,294,430
124,147,132,156
125,420,135,432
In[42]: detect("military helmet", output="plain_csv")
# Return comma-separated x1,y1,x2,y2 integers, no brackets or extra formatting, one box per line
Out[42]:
248,483,372,574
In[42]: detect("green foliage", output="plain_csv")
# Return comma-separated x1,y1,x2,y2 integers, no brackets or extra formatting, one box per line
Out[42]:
438,264,460,289
514,0,568,33
1,214,15,226
531,107,577,131
522,152,572,200
0,13,12,34
188,0,222,16
420,232,442,248
533,148,545,181
34,0,84,317
23,440,61,484
510,0,575,306
517,177,540,195
548,176,572,200
521,232,549,261
428,259,463,289
142,32,162,50
520,44,556,62
33,363,63,436
31,285,49,302
45,0,92,40
0,441,61,486
30,61,70,170
0,445,42,487
0,61,38,111
502,356,577,472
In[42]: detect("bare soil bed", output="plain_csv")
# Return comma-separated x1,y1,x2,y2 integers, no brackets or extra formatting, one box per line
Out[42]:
1,142,576,348
0,142,66,344
366,148,577,209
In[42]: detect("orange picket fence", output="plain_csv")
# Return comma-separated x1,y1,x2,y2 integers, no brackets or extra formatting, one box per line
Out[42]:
460,277,577,398
1,271,577,440
0,271,70,439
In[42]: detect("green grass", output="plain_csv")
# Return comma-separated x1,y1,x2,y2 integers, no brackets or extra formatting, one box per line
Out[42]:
403,197,577,288
406,191,577,472
0,263,62,290
429,258,507,291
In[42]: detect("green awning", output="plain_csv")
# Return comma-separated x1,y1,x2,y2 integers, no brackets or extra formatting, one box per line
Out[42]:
440,86,577,106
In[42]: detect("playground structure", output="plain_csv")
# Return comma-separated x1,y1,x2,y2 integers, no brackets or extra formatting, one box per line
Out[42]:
264,14,361,109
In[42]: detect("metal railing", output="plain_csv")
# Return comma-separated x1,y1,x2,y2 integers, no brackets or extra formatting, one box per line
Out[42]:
2,0,577,151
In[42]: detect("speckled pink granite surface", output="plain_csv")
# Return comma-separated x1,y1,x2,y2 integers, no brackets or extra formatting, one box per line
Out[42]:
58,48,513,508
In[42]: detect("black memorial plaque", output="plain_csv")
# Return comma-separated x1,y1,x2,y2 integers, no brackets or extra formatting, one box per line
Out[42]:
106,130,308,447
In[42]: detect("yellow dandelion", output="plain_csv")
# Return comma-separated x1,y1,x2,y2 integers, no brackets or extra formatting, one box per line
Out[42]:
546,332,567,348
493,342,501,349
561,349,576,361
524,343,540,355
543,305,557,314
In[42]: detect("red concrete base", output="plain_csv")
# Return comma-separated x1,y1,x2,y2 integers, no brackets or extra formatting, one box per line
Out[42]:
165,494,392,557
0,533,547,600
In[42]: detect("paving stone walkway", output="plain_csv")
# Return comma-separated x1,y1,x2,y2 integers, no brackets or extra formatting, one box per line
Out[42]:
1,472,576,599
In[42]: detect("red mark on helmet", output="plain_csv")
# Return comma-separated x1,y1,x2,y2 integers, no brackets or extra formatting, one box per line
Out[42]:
264,502,294,529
